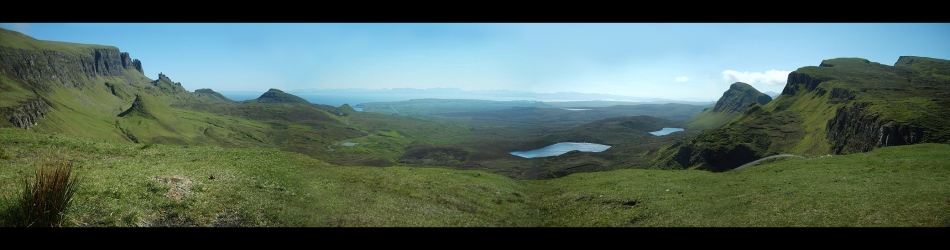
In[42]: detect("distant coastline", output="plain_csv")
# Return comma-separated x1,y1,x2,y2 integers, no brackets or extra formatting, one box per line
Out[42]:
218,88,716,107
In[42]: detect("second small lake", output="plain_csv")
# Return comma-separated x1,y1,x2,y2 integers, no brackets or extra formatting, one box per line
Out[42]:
510,142,611,158
650,127,684,136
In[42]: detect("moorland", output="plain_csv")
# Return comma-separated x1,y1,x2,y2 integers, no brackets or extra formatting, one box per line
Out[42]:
1,27,948,227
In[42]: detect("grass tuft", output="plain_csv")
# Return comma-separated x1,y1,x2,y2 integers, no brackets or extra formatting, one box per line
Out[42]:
3,160,81,227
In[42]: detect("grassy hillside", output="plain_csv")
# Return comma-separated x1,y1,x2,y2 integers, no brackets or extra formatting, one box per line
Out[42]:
2,128,947,227
4,27,949,227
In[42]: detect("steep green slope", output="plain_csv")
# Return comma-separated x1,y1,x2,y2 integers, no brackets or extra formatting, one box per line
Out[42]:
655,56,950,171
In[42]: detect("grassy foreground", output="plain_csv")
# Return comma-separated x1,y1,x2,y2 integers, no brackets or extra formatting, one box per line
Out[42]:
1,127,948,227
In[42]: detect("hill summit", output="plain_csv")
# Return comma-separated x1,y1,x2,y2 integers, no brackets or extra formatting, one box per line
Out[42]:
194,88,234,103
252,89,310,104
686,82,771,129
711,82,772,113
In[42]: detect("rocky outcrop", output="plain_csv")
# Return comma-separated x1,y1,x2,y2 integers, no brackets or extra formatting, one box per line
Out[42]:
0,47,144,91
3,99,49,130
826,102,925,154
711,82,772,113
150,73,187,93
119,52,144,74
781,71,823,96
687,82,772,129
826,87,855,104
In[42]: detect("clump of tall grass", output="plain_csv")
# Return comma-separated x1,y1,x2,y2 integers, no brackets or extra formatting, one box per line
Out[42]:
3,161,81,227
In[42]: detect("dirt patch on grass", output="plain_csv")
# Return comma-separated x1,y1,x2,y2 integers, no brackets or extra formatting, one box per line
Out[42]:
151,176,193,200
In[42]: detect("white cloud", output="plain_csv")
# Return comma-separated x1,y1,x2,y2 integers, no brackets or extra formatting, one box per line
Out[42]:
721,69,790,86
674,76,689,82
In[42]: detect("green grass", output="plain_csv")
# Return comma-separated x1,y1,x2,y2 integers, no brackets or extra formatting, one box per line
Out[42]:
685,110,739,130
0,28,116,57
531,143,950,227
0,74,36,109
2,127,947,227
0,128,531,226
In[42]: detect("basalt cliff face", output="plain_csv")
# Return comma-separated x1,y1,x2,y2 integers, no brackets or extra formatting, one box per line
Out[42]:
826,102,925,154
0,46,144,92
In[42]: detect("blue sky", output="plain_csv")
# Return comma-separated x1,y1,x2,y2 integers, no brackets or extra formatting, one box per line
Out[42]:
3,23,948,101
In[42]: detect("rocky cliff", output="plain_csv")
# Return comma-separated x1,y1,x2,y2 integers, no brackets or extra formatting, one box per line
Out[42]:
150,72,186,93
2,98,49,130
826,102,925,154
0,47,144,91
780,71,825,96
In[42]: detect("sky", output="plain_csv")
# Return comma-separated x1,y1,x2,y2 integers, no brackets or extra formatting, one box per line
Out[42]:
2,23,949,102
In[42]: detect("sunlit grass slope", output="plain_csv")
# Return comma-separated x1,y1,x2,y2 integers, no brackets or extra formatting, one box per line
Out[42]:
535,143,950,227
3,128,947,227
0,128,534,227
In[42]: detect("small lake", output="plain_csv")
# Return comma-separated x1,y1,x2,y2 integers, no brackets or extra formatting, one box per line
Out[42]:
342,142,358,146
650,127,684,136
561,108,592,111
510,142,611,158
